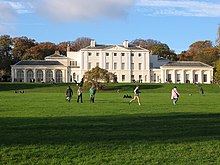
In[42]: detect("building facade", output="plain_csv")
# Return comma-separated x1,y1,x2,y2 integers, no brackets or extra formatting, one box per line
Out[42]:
11,40,213,84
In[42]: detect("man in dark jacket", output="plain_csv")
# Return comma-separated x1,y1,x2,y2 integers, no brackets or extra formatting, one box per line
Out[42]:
66,86,73,102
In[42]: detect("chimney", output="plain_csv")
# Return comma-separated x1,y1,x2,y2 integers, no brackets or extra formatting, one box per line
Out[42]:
123,40,128,48
90,40,96,47
67,43,70,52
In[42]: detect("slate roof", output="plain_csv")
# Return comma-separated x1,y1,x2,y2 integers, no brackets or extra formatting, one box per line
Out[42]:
14,60,64,66
83,44,147,51
162,61,212,67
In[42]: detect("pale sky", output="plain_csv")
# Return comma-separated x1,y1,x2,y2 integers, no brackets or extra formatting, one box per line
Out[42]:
1,0,220,53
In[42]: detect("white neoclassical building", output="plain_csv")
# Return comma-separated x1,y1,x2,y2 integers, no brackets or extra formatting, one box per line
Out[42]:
11,40,213,84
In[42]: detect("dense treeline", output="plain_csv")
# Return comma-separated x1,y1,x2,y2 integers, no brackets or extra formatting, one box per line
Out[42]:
1,26,220,82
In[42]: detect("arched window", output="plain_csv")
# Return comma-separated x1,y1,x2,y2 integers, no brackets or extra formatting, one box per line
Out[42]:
36,70,43,82
46,70,53,82
27,70,34,82
17,70,24,82
56,70,62,83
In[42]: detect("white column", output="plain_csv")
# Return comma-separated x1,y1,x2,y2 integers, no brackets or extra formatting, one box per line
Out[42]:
11,68,14,82
172,69,176,83
161,69,164,83
24,69,27,82
190,70,194,83
200,70,203,83
81,52,84,70
33,69,37,82
62,69,66,82
53,70,56,82
43,70,46,82
181,70,185,83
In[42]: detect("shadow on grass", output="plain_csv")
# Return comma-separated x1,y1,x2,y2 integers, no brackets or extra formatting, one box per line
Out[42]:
1,113,220,145
102,84,163,91
0,83,74,92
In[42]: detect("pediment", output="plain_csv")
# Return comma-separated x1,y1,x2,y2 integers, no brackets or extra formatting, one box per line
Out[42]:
104,45,129,51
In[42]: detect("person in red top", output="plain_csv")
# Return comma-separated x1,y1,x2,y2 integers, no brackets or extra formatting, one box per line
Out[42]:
171,86,180,105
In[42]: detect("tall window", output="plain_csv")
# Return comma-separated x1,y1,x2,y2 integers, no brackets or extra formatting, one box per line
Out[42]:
96,62,99,67
203,74,207,82
131,63,134,70
36,70,43,82
139,63,142,70
177,74,181,82
121,63,125,70
88,62,91,69
114,62,117,70
56,70,62,83
122,75,125,81
27,70,34,82
168,74,172,82
186,74,189,82
139,75,142,82
17,70,24,82
106,62,109,70
194,74,198,82
46,70,53,82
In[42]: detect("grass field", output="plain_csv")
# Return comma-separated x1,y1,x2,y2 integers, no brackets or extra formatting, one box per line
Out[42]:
0,82,220,164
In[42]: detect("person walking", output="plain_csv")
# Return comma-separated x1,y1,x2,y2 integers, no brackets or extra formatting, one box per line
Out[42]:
89,85,96,103
77,86,83,103
66,86,73,102
171,86,180,105
129,85,141,106
200,87,204,96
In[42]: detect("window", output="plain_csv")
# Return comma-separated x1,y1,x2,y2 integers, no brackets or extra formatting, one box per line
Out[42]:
194,74,198,82
131,63,134,70
122,75,125,81
177,74,181,82
114,62,117,70
153,74,156,82
114,53,117,56
139,63,142,70
106,62,109,69
70,61,77,66
139,75,142,81
131,75,135,82
88,62,91,69
138,53,141,57
88,52,92,56
56,70,62,83
46,70,53,82
106,53,109,56
96,53,99,56
131,53,134,57
96,62,99,67
167,74,172,82
121,53,125,56
203,74,207,82
27,70,34,82
36,70,43,82
121,63,125,70
186,74,189,82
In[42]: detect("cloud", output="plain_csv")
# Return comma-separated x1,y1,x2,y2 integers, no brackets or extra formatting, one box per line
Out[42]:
0,1,17,32
35,0,135,22
136,0,220,17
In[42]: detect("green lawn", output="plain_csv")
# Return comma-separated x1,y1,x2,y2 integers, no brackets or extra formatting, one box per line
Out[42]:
0,83,220,164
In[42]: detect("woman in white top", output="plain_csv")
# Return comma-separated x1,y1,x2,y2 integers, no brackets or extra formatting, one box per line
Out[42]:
129,86,141,106
171,86,180,105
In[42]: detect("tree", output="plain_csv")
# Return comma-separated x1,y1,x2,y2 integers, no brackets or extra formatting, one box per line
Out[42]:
0,35,13,75
130,38,177,60
214,59,220,83
12,36,36,61
84,66,115,82
72,37,92,51
23,42,57,60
